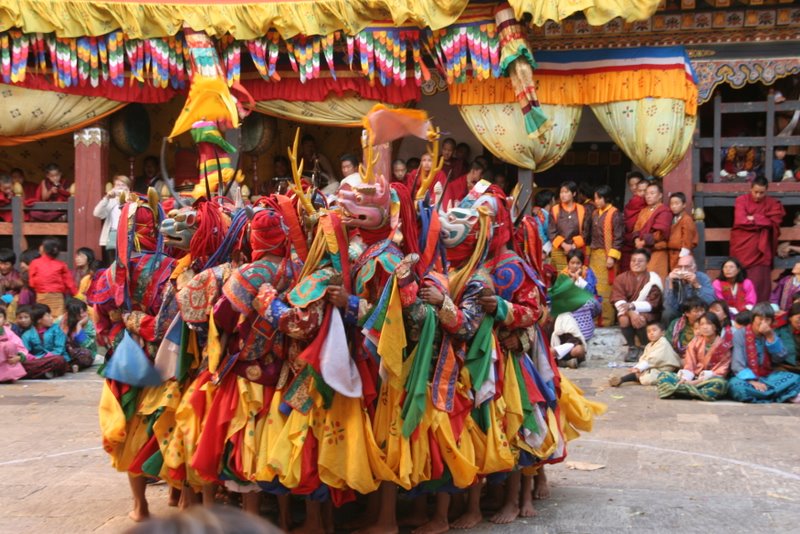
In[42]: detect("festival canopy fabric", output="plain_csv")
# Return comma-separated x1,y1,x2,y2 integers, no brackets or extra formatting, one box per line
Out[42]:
450,45,699,115
0,0,659,39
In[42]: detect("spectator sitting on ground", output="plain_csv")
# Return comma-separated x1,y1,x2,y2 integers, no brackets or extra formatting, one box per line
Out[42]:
666,296,707,357
0,248,23,319
770,261,800,312
611,248,664,362
49,298,97,371
658,312,732,401
609,320,680,387
662,254,715,324
0,307,27,383
549,268,599,369
28,237,77,318
775,301,800,374
709,299,733,333
728,302,800,403
18,303,67,379
561,248,601,339
713,257,757,316
16,249,38,308
12,304,31,337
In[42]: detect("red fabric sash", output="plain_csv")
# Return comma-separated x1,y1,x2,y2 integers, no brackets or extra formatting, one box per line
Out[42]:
720,281,748,312
744,325,772,378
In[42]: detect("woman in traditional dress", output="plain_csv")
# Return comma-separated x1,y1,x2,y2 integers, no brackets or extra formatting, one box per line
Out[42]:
589,184,624,326
770,261,800,312
632,181,671,280
547,180,589,272
712,257,757,316
728,303,800,403
665,296,707,357
556,249,601,347
658,312,732,401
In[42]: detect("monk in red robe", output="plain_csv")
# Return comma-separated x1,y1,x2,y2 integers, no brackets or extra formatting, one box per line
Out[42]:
632,181,671,281
620,172,647,273
730,176,785,302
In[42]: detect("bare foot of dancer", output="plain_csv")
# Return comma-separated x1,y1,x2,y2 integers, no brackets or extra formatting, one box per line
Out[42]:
127,474,150,522
355,483,400,534
179,485,200,510
533,468,550,500
489,472,520,524
520,474,538,517
242,492,261,515
322,500,334,534
412,493,450,534
412,517,450,534
450,484,482,529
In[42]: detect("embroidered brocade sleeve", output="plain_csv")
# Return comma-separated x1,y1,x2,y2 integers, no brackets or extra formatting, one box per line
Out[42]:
438,279,487,340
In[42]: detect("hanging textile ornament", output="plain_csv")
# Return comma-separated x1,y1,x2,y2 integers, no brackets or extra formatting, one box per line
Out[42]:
10,31,28,83
1,33,10,83
247,37,267,79
495,3,550,138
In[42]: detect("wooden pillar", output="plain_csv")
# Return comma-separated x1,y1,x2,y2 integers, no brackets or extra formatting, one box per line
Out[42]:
662,149,693,209
73,125,109,260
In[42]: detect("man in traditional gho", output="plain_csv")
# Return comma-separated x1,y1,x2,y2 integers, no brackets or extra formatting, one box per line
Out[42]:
611,249,664,363
589,184,624,326
728,303,800,403
632,181,671,281
730,176,785,302
547,180,590,272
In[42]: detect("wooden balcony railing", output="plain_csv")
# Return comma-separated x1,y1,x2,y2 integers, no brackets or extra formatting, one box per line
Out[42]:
0,196,75,267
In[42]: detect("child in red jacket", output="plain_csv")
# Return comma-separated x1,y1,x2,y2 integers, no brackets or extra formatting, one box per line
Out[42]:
28,238,76,318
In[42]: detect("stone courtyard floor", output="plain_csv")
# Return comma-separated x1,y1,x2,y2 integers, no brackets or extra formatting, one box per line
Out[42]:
1,361,799,533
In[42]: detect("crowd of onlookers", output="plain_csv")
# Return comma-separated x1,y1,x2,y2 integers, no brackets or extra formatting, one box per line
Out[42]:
0,241,98,381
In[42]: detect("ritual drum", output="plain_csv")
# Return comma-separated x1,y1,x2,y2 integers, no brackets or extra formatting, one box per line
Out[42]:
240,113,276,155
111,103,151,156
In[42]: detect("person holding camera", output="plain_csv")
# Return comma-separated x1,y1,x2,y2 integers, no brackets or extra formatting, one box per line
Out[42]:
93,175,131,264
662,254,715,325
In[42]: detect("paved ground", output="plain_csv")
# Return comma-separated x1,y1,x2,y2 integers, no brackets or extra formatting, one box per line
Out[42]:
1,363,799,533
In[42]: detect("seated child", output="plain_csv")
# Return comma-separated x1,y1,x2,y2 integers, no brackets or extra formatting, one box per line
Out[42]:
19,303,67,379
28,163,71,221
0,174,13,222
17,249,39,307
0,248,23,320
12,304,31,337
48,298,98,371
610,321,681,386
0,307,27,383
666,296,706,357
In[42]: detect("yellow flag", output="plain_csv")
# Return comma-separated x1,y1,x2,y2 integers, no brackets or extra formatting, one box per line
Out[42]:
377,277,406,381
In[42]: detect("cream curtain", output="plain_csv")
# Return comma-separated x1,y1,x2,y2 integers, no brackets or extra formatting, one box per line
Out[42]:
0,84,124,146
254,94,393,127
591,98,695,177
458,102,581,170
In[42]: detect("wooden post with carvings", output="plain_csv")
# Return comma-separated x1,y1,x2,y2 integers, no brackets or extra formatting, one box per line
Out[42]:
73,125,108,260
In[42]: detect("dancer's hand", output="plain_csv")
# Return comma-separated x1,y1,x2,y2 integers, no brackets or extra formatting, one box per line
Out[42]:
326,285,350,308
